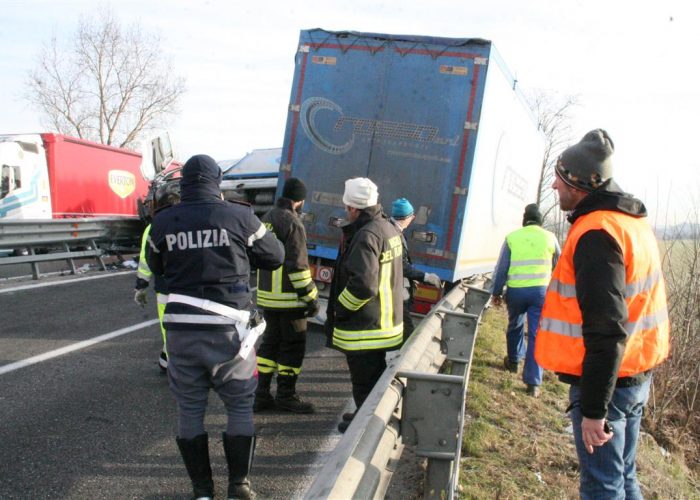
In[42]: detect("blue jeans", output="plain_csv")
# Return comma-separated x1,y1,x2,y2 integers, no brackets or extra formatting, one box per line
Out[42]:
505,286,545,386
569,377,651,500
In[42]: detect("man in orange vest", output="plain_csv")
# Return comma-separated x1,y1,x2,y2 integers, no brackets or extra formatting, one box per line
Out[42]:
535,129,669,499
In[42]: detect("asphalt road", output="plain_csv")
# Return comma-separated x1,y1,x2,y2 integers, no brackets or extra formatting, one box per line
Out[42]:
0,270,353,499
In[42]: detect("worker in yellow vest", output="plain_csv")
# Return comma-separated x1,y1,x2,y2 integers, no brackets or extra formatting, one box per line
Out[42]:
490,203,559,397
535,129,669,499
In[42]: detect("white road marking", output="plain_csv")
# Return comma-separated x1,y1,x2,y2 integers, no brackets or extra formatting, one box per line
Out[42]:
0,319,159,376
0,271,134,294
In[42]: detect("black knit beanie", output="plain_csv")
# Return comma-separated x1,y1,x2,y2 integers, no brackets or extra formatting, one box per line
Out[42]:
522,203,543,226
282,177,307,202
556,129,614,192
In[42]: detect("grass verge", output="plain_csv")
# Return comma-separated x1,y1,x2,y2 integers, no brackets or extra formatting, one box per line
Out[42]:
458,306,700,499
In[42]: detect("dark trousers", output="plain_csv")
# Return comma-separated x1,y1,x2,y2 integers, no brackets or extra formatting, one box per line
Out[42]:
402,300,415,342
257,309,307,374
345,351,387,409
167,327,257,439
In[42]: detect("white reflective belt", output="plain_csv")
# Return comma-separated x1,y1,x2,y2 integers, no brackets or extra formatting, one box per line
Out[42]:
167,293,251,323
166,293,264,360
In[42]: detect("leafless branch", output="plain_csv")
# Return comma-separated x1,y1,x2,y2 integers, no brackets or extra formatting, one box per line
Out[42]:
24,9,185,148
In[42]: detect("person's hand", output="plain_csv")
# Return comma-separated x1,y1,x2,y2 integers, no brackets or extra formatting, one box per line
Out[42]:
305,299,320,318
134,289,148,307
424,273,441,288
581,417,614,454
491,295,502,307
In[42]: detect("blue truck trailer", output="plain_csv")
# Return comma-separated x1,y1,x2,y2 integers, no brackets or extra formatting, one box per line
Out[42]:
278,29,544,290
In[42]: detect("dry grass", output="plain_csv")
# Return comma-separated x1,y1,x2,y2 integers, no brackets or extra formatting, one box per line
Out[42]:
458,306,700,499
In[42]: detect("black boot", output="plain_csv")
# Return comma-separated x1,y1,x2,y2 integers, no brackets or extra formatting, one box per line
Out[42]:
275,374,315,414
175,433,214,499
253,372,275,412
223,433,257,500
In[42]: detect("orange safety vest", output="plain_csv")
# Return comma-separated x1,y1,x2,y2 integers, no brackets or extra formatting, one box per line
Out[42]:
535,210,669,377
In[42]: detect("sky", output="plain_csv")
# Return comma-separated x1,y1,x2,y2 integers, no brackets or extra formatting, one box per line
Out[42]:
1,0,697,223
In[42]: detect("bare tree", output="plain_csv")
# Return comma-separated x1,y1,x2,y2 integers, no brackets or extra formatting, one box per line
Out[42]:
524,90,580,240
25,10,185,149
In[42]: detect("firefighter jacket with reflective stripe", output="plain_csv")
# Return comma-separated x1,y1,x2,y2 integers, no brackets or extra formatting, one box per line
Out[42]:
535,209,669,379
147,195,284,329
505,224,558,288
329,205,404,353
257,198,318,311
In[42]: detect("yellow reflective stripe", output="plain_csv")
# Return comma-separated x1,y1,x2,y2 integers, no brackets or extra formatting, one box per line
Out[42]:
272,266,283,294
299,287,318,302
257,356,277,373
379,262,392,329
333,324,404,350
257,297,305,308
333,323,404,339
277,363,301,376
257,290,299,300
291,277,313,288
289,270,313,288
288,269,311,280
338,288,370,311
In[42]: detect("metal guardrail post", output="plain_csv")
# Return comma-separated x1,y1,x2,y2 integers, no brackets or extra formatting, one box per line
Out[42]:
398,371,464,499
303,279,490,500
462,285,491,316
440,311,479,377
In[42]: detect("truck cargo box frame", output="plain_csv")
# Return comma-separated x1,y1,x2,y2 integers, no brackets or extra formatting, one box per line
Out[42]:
279,29,544,283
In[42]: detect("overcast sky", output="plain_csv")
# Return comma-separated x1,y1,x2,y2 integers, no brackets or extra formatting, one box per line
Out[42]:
1,0,697,222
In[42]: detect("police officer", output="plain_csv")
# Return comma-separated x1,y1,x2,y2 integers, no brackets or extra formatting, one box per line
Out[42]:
134,180,181,372
389,198,442,339
147,154,284,500
325,178,404,433
255,177,319,414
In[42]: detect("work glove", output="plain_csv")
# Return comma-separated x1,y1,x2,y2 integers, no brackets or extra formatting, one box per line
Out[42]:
134,289,148,307
424,273,442,288
305,299,320,318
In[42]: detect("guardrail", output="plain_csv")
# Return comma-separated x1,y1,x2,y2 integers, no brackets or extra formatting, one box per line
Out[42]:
0,218,144,278
304,279,491,499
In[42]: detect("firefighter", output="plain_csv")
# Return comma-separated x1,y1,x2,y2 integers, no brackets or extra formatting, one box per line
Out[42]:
134,180,181,372
325,177,404,433
254,177,319,414
147,154,284,500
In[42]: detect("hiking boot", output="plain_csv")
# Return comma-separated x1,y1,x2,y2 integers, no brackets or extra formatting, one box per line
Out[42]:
253,392,275,412
342,411,356,423
337,420,350,433
503,355,518,373
526,384,541,398
275,394,315,414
